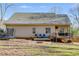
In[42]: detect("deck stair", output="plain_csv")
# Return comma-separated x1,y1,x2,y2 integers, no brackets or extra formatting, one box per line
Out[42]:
34,38,50,41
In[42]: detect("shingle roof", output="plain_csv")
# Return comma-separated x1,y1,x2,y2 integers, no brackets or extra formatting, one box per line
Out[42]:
4,13,71,25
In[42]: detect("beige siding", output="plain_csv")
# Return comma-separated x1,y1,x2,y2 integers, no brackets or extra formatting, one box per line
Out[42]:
7,26,55,37
6,25,69,38
35,26,54,34
15,27,33,37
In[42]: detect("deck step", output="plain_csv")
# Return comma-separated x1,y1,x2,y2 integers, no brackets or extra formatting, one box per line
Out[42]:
34,38,50,41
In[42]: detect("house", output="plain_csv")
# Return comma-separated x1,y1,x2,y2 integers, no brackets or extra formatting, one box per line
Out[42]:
4,13,71,40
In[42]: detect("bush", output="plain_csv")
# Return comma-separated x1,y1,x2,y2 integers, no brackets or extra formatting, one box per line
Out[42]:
67,40,72,43
0,29,5,35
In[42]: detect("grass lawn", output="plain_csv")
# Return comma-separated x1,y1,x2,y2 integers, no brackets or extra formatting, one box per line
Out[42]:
0,39,79,56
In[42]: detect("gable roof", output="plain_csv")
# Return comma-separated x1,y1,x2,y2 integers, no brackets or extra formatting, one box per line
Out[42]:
4,13,71,25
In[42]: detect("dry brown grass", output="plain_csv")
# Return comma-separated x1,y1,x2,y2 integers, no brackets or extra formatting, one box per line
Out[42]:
72,36,79,42
0,39,78,56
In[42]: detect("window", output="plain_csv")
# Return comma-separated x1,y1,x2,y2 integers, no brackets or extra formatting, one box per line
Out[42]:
58,28,70,36
32,28,36,34
7,28,14,36
59,28,64,33
46,28,51,33
58,28,64,36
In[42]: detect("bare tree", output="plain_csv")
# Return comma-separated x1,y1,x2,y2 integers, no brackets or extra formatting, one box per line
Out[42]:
69,4,79,25
50,6,63,14
0,3,14,21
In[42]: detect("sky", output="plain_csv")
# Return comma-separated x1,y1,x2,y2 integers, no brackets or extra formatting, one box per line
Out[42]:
0,3,77,27
1,3,75,20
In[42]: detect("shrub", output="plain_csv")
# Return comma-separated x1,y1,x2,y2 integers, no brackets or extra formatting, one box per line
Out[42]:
67,40,72,43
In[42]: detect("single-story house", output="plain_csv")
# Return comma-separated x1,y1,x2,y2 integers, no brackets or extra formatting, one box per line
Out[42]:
4,13,71,40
